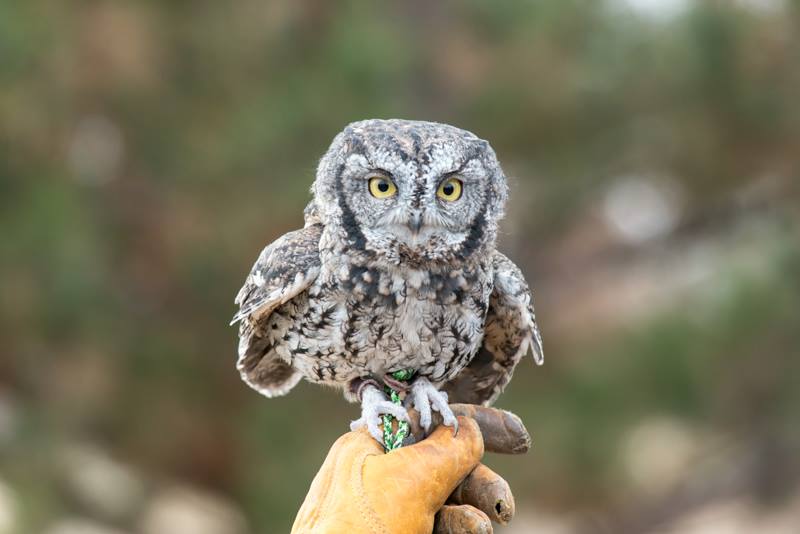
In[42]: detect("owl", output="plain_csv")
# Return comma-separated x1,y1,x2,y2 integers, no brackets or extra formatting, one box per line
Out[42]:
231,119,543,444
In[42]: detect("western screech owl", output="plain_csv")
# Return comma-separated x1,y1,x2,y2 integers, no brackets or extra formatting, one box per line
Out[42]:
232,119,543,444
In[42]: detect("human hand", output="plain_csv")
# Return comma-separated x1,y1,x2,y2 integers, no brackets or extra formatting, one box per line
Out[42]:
291,404,530,534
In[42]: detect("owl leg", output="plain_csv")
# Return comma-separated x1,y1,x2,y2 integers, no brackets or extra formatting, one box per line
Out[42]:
349,384,409,445
407,376,458,434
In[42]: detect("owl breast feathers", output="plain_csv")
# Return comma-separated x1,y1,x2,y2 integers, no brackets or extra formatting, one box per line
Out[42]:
232,119,542,406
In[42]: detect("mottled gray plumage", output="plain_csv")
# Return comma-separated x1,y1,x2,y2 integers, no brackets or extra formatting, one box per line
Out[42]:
232,119,543,442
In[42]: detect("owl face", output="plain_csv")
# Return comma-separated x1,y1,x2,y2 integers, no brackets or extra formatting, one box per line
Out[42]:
313,119,508,265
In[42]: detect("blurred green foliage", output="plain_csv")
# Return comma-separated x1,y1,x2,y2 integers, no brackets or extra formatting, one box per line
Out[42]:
1,1,799,532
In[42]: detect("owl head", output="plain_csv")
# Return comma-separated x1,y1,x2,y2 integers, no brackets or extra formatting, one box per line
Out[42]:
311,119,508,266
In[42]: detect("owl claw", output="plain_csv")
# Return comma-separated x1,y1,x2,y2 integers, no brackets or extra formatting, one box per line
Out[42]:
350,385,409,445
408,377,458,435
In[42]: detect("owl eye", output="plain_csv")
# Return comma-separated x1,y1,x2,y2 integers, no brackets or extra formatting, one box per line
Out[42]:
436,177,463,201
368,176,397,199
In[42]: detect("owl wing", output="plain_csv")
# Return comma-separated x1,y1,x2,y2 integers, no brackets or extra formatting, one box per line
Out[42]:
443,251,543,406
231,223,323,397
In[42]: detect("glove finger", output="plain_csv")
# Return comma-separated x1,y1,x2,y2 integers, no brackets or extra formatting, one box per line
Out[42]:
449,463,515,525
364,416,483,510
408,404,531,454
434,504,493,534
451,404,531,454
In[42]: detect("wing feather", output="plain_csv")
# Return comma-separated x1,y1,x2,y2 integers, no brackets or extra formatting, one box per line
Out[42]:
232,223,322,397
231,224,322,325
443,251,543,405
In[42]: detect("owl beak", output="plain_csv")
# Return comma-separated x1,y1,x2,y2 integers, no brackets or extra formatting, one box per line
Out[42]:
407,212,423,234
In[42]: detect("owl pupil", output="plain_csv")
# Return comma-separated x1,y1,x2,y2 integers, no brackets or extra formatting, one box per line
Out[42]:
443,184,454,196
378,182,389,192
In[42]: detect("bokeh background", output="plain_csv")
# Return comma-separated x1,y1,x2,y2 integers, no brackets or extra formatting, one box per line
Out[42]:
2,1,799,533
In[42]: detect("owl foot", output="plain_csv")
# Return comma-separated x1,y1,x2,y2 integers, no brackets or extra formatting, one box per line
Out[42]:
350,385,409,445
407,377,458,435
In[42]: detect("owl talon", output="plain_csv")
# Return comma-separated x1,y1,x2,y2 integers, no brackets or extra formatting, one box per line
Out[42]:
350,385,409,445
408,377,457,435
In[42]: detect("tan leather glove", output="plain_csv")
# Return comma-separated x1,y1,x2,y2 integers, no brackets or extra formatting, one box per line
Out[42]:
292,406,529,534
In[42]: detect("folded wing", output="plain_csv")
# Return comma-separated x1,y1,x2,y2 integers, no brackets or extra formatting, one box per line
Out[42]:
232,223,323,396
443,251,543,405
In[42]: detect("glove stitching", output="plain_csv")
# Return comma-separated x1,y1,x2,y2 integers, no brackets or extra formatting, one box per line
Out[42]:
292,434,352,532
350,449,390,534
305,441,343,529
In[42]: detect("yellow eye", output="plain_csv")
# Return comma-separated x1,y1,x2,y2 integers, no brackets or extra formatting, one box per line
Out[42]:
368,176,397,198
436,177,463,201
